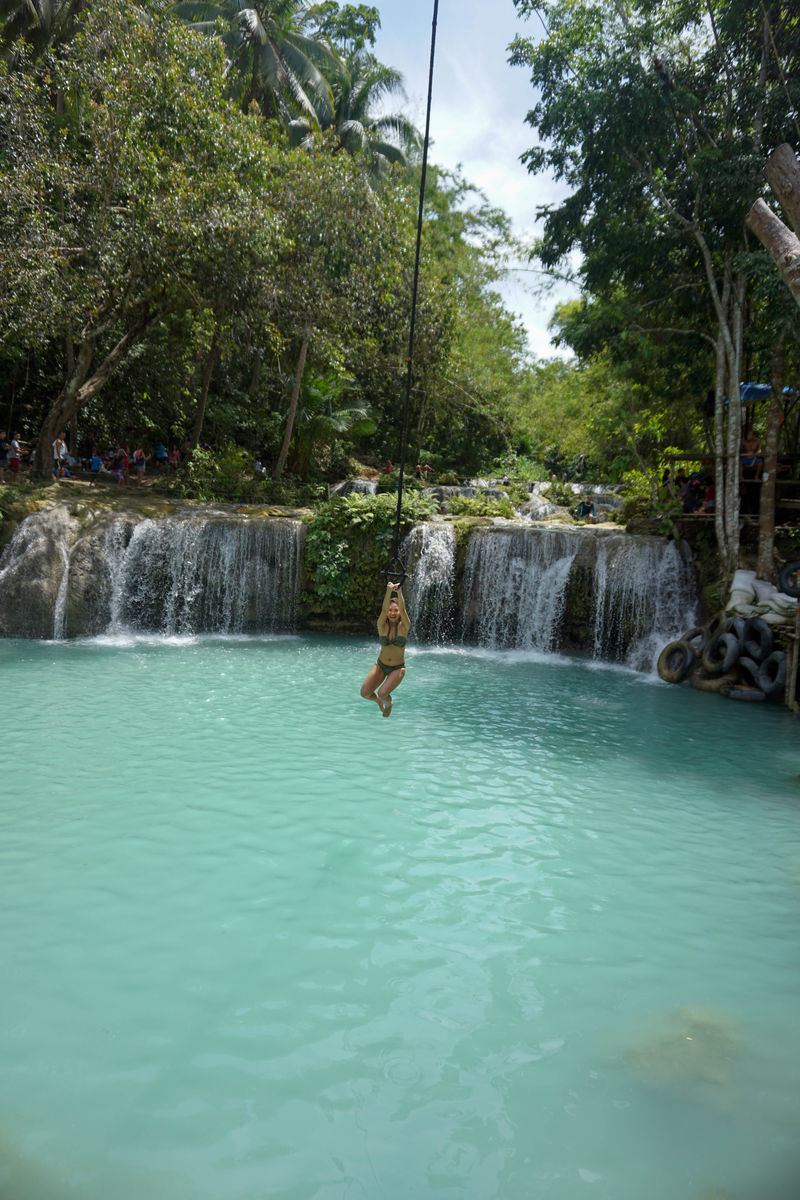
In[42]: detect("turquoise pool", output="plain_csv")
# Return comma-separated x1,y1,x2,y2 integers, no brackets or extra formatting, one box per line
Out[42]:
1,635,798,1199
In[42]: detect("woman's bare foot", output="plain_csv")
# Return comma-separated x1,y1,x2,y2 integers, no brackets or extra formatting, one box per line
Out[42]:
379,692,392,717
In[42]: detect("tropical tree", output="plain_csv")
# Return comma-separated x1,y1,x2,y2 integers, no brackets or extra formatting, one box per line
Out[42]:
511,0,800,575
265,141,415,477
0,0,87,57
170,0,338,124
304,1,379,54
0,0,285,476
288,47,419,178
283,370,375,475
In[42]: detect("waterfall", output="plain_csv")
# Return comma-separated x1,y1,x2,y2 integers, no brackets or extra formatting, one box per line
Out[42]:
591,535,698,668
403,522,456,644
52,540,72,640
105,516,303,635
1,503,699,665
460,526,580,650
330,479,378,496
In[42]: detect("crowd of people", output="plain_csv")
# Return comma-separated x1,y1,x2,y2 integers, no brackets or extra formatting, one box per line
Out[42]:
662,465,716,515
663,429,766,516
0,431,189,487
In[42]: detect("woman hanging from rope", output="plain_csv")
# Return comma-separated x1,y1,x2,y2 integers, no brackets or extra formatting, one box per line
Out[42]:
361,580,411,718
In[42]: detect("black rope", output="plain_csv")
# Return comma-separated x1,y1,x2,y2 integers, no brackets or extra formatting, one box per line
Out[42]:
389,0,440,572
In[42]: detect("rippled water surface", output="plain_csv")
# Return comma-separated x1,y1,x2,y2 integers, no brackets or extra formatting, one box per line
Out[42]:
1,635,799,1200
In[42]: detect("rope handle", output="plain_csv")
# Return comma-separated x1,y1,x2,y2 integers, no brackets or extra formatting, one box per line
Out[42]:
381,555,409,587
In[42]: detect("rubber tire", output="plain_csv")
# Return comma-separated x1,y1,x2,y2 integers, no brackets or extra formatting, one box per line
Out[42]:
706,611,733,639
730,616,747,642
779,561,800,598
742,617,773,663
657,640,697,684
702,631,741,676
689,669,738,693
736,655,763,690
720,684,767,702
758,650,787,698
682,625,709,652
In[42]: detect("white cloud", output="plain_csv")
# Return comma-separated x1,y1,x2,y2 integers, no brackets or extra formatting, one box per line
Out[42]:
374,0,577,357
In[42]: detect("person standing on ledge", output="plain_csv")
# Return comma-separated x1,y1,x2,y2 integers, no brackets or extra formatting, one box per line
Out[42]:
361,580,411,718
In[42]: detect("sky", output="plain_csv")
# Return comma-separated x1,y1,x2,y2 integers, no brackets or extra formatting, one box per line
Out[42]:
372,0,577,358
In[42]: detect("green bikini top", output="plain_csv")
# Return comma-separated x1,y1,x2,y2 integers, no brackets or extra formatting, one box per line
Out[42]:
379,632,407,648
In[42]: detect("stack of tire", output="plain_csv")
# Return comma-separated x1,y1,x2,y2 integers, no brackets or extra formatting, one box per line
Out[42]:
657,614,787,702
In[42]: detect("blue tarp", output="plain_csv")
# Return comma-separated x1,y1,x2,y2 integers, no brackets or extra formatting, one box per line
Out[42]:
740,381,772,403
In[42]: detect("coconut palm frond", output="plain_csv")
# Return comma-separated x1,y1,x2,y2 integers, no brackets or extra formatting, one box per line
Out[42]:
368,140,406,166
287,116,313,146
278,38,333,122
370,112,420,151
238,6,267,45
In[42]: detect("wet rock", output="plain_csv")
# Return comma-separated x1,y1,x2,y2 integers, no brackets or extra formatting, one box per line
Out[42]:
623,1005,738,1108
0,505,80,638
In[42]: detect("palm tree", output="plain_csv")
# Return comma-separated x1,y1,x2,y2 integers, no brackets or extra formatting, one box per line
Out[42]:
287,370,375,475
288,47,419,179
0,0,87,58
170,0,337,125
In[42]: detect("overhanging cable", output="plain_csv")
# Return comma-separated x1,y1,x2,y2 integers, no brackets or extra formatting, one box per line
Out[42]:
389,0,440,566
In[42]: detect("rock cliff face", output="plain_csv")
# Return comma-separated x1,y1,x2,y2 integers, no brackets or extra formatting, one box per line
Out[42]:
0,501,700,666
0,504,82,638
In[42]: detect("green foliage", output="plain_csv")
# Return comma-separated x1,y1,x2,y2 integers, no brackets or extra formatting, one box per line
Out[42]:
445,494,514,519
175,445,255,502
173,445,325,504
492,452,549,484
0,0,577,491
541,482,575,508
304,490,435,610
306,2,381,53
171,0,340,125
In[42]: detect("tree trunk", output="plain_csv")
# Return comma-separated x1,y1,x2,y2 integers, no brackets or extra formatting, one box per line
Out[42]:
757,344,784,581
191,326,219,448
746,199,800,309
273,331,311,480
35,313,156,478
721,274,745,580
764,143,800,236
694,237,743,581
713,325,727,566
66,327,78,456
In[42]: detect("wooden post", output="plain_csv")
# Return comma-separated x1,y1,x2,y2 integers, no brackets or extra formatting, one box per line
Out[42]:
757,345,783,581
746,199,800,309
764,143,800,236
787,609,800,712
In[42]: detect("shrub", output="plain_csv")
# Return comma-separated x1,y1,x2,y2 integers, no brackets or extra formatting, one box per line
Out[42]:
541,481,576,508
445,494,514,519
304,491,436,613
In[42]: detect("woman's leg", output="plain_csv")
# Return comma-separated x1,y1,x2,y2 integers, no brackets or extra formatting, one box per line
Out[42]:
361,664,385,710
377,666,404,698
376,667,405,715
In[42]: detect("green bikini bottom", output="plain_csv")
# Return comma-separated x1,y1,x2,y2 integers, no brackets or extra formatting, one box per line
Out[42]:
376,658,405,678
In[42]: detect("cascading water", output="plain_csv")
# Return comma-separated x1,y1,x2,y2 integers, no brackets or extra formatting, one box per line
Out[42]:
331,479,378,496
591,534,698,669
403,522,456,644
460,525,581,650
1,503,699,669
106,515,303,635
51,540,72,640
